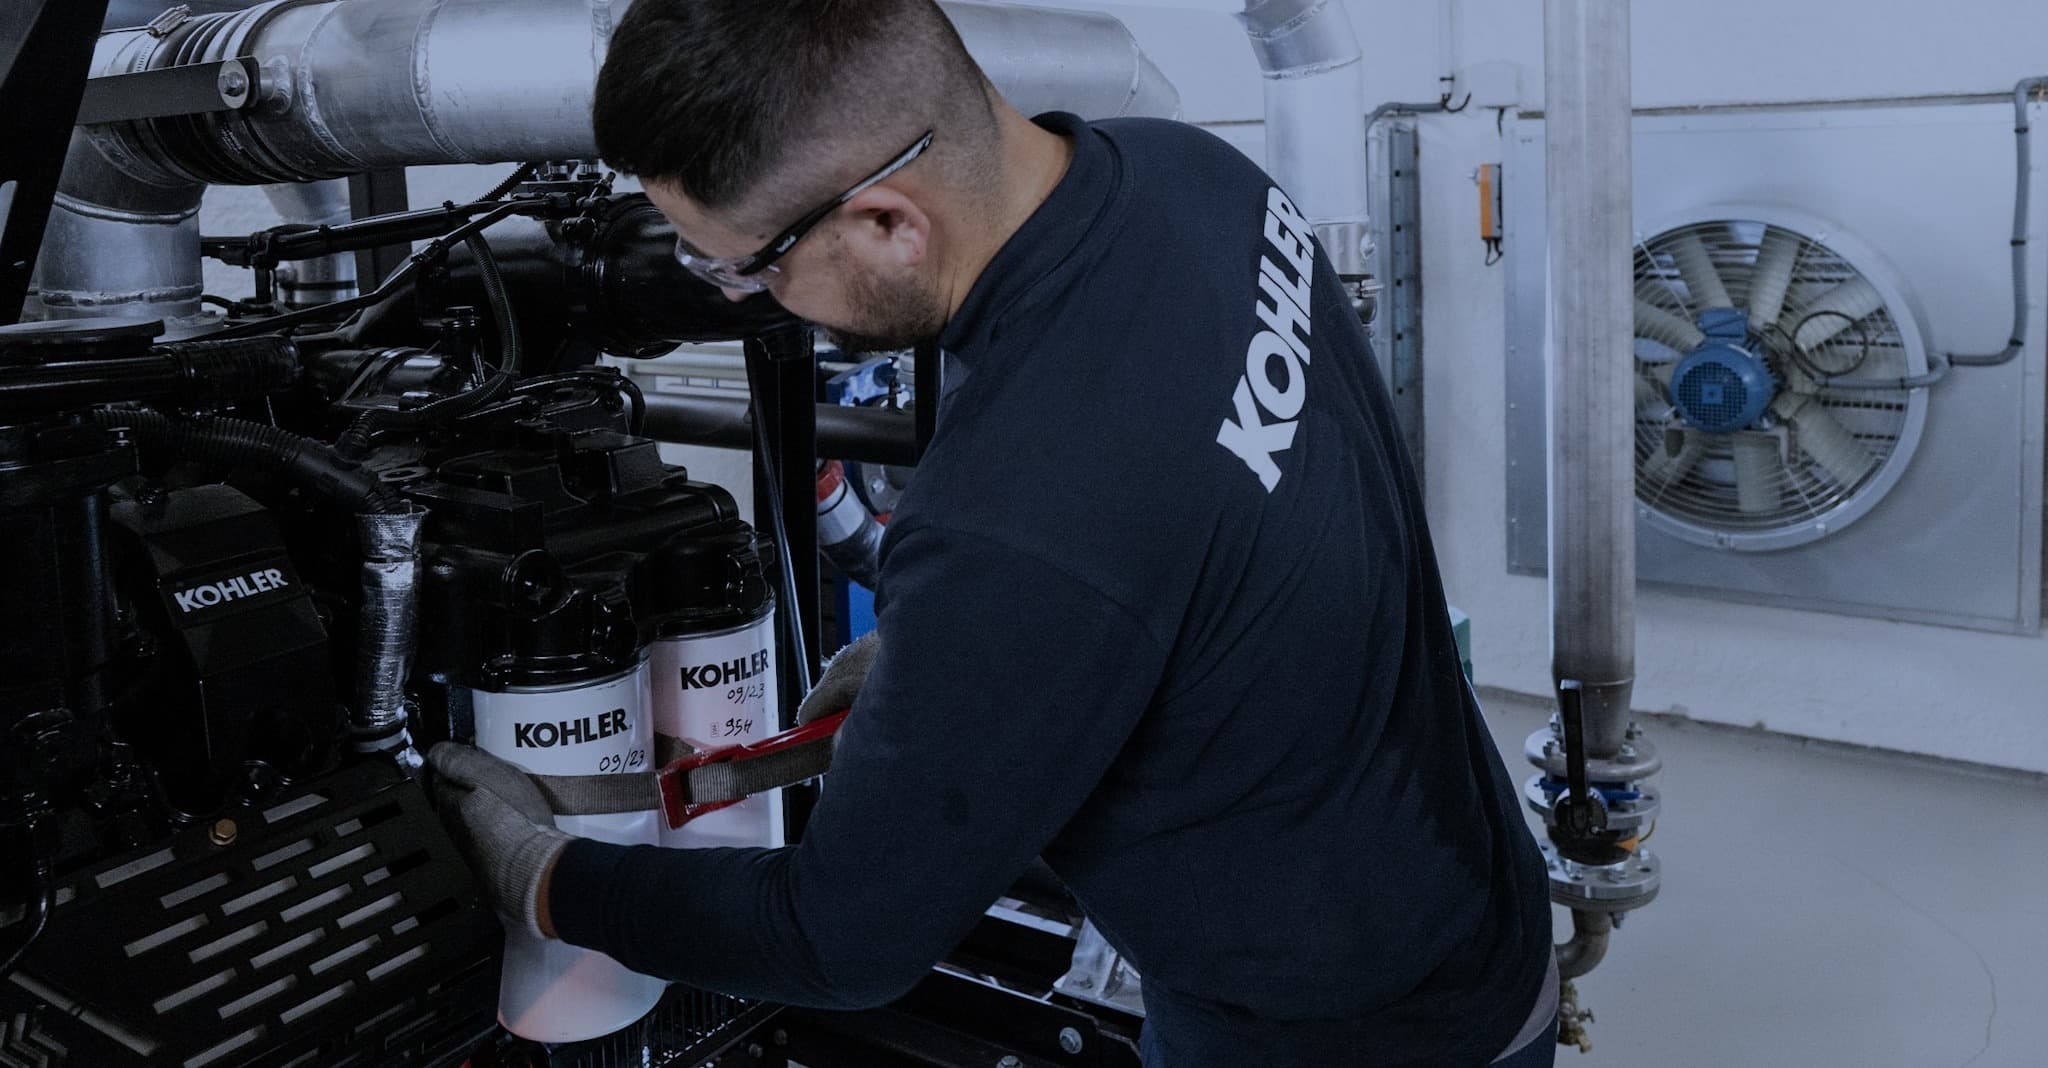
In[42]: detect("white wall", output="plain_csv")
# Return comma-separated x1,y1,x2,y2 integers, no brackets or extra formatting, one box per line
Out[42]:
1068,0,2048,772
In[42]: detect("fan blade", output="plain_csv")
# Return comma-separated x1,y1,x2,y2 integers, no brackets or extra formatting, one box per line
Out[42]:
1731,432,1781,515
1787,276,1883,351
1636,297,1703,352
1746,226,1800,331
1671,232,1734,309
1640,428,1703,490
1772,394,1877,488
1635,365,1671,412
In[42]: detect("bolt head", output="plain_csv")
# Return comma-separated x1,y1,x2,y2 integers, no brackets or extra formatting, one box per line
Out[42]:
210,818,238,846
997,1057,1023,1068
1058,1027,1084,1055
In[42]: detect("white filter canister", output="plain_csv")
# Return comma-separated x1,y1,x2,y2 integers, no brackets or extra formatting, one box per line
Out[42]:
649,610,782,849
470,659,666,1043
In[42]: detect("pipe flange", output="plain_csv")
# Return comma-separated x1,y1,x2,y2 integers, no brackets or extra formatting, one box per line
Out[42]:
1543,841,1660,913
1525,727,1662,781
1524,775,1660,833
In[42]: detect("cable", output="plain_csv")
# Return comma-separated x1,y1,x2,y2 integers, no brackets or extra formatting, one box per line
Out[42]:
0,870,52,982
616,372,646,434
209,200,529,340
93,409,396,511
479,162,539,204
1785,309,1873,379
460,231,521,376
1367,100,1448,133
1774,310,1949,392
1945,76,2048,369
508,369,644,432
742,350,816,696
1812,353,1949,392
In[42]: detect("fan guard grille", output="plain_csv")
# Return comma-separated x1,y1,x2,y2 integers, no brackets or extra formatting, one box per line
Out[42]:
1633,219,1924,548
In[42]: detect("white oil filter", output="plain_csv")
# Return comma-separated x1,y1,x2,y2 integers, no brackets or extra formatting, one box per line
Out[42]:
649,609,782,849
470,658,665,1042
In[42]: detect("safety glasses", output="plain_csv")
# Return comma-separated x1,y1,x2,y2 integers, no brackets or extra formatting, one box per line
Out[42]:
672,129,936,293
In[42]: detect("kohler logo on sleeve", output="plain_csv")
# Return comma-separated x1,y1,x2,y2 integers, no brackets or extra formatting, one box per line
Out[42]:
514,707,629,748
1217,186,1317,492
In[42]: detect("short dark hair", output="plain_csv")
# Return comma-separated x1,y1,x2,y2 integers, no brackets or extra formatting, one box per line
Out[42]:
594,0,997,225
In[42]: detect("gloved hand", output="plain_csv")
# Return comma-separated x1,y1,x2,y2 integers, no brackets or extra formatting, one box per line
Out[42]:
425,742,572,940
797,631,880,725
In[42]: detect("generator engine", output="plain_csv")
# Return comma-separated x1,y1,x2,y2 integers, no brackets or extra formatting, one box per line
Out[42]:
0,179,797,1066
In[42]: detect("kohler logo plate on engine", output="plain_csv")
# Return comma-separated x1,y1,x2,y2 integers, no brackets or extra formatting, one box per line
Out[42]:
160,559,303,623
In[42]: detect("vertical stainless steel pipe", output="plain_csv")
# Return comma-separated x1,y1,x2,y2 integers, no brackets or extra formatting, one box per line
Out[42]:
262,180,358,307
1238,0,1372,278
1543,0,1634,758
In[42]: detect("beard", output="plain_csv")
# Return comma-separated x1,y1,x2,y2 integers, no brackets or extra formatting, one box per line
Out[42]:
817,263,948,356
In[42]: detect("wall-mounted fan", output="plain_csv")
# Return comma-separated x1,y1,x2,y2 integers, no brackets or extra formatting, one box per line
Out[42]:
1506,104,2043,633
1629,218,1931,551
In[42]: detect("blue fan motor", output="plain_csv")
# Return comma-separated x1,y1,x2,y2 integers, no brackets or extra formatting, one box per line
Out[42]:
1669,307,1777,434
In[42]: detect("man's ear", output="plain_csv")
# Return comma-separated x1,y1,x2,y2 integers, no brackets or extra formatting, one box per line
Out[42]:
838,185,930,270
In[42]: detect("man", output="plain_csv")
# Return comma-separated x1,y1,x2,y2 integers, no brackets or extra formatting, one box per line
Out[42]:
429,0,1557,1063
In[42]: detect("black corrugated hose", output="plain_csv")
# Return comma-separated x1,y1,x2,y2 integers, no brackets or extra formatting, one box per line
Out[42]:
94,408,397,512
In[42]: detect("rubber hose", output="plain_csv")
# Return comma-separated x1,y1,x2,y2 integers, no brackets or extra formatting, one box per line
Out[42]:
95,409,395,511
462,231,521,376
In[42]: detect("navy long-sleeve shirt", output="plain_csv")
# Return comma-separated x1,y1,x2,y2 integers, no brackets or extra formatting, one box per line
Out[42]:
552,112,1551,1065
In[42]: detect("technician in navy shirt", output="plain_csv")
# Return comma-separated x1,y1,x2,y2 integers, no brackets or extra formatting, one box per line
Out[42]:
430,0,1556,1062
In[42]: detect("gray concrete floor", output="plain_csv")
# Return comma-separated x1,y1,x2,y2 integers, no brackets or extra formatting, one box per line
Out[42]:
1478,690,2048,1068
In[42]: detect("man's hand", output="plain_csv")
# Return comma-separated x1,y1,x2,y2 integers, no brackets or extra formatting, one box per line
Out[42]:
426,742,572,939
798,631,880,725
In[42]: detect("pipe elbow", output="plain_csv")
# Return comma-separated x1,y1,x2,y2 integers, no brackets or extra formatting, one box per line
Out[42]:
1555,909,1612,980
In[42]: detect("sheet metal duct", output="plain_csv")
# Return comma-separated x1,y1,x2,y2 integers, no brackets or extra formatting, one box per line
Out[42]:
80,0,1180,188
1238,0,1371,277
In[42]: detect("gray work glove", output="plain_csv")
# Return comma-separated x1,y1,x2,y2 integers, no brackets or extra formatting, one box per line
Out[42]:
426,742,572,940
797,631,880,725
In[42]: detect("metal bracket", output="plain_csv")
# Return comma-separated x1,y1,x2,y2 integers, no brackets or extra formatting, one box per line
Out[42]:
74,56,258,125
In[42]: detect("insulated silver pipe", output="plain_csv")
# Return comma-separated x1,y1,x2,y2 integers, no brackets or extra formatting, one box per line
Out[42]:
1238,0,1371,277
33,133,210,335
1543,0,1634,758
82,0,1179,187
353,506,426,752
943,2,1179,122
262,180,358,308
